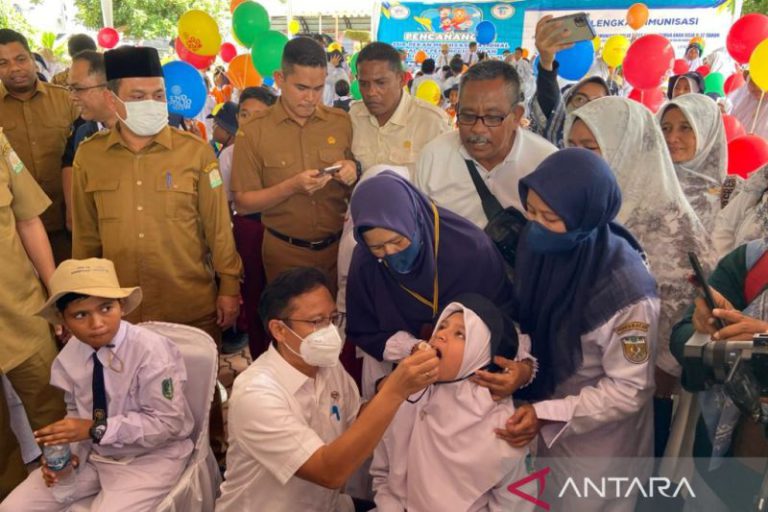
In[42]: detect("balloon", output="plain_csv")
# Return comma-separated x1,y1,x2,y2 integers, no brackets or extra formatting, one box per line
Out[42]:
349,52,359,76
227,54,262,90
327,42,342,53
592,36,601,52
220,42,237,63
522,48,529,59
230,0,247,14
163,61,207,118
97,27,119,49
414,50,427,64
726,13,768,65
703,72,725,96
415,79,441,106
350,80,361,100
723,114,746,142
623,34,674,90
555,39,594,81
672,59,688,75
178,10,221,57
727,135,768,178
749,39,768,92
250,30,288,77
232,2,271,49
475,20,496,45
626,3,649,31
602,35,630,68
288,19,301,35
724,72,746,94
175,38,215,70
628,87,665,113
263,76,274,87
696,65,710,77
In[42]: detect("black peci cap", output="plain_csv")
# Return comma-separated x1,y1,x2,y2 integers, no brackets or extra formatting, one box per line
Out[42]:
104,46,163,81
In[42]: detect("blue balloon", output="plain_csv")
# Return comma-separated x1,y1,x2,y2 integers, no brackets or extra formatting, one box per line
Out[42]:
475,20,496,45
263,76,274,87
163,61,207,118
555,40,595,81
532,55,540,77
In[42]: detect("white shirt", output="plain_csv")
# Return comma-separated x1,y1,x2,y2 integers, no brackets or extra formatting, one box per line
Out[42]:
414,128,556,228
216,345,361,512
219,145,234,203
463,51,478,67
436,53,451,69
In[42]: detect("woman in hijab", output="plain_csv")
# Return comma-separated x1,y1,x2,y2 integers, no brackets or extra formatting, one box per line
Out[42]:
729,76,768,139
659,94,727,230
346,172,528,401
713,164,768,257
685,43,704,72
501,148,659,512
667,72,705,99
371,295,536,512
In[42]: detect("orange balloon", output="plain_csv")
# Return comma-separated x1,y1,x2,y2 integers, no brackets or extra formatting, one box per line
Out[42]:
414,50,427,64
230,0,248,14
522,48,529,59
226,54,263,90
626,3,649,30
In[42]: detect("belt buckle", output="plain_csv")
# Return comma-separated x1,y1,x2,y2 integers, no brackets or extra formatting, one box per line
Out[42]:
309,239,325,250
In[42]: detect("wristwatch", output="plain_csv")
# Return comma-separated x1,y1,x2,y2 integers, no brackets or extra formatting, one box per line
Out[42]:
89,422,107,444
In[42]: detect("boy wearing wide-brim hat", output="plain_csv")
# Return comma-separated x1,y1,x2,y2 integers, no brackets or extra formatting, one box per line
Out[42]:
0,258,195,512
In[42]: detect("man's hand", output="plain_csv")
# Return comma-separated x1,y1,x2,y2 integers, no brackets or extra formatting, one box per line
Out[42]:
691,287,733,335
291,169,333,195
381,347,440,400
35,418,93,446
331,160,358,187
535,15,574,71
41,455,80,487
496,404,540,447
216,295,240,329
471,357,533,401
712,309,768,341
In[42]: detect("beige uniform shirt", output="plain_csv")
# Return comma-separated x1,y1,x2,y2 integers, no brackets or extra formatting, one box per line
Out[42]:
0,80,79,233
350,92,451,178
71,125,243,326
231,99,353,240
0,129,56,372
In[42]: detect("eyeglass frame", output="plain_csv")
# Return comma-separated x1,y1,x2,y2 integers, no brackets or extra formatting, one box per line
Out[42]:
280,312,346,332
456,111,511,127
67,83,107,94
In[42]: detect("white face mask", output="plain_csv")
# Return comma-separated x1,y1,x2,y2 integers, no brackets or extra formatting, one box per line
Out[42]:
115,95,168,136
282,323,343,368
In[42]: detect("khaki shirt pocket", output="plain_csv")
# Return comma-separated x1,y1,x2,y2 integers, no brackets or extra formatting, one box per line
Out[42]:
318,148,346,166
156,170,198,221
262,153,295,187
388,147,415,166
85,178,121,221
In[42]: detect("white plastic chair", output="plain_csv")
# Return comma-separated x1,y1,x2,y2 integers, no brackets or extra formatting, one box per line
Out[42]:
70,322,221,511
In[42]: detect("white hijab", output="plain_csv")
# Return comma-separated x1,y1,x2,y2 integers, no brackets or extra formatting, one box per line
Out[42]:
660,94,727,230
564,96,717,371
729,79,768,139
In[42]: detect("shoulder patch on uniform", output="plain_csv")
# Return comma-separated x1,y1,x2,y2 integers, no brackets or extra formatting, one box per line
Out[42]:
209,168,223,189
615,321,649,336
202,162,218,174
621,335,649,364
6,148,24,174
162,378,174,400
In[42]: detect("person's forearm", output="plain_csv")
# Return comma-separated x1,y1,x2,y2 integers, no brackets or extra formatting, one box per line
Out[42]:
62,166,73,231
16,217,56,289
234,179,295,214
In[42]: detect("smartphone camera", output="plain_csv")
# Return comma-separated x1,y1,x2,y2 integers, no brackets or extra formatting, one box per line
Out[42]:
575,15,587,27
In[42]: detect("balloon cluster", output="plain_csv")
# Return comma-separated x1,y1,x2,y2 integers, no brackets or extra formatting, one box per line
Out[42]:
231,1,288,77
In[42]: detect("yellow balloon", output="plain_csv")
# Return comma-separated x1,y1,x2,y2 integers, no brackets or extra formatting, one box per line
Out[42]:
749,39,768,92
415,80,441,106
288,19,301,35
178,10,221,57
602,35,630,68
592,36,601,52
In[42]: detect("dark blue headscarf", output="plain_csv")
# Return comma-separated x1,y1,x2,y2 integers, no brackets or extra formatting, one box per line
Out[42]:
514,148,658,400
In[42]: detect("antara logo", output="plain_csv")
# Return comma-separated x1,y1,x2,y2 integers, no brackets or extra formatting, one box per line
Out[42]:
507,467,551,510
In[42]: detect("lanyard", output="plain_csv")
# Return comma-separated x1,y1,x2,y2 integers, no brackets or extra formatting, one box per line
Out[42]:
398,202,440,318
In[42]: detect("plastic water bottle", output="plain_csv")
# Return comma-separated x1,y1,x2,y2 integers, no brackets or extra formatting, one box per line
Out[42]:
43,444,76,504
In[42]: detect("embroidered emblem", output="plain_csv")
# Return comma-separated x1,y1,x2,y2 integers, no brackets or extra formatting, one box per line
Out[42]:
327,136,336,145
209,169,223,189
162,378,174,400
403,140,412,149
7,149,24,174
621,335,649,364
615,321,649,336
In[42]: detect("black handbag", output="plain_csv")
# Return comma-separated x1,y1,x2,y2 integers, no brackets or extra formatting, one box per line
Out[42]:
464,160,528,274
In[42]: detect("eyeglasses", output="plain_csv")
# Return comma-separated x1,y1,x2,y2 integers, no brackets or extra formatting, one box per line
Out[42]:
281,312,346,331
67,83,107,94
568,92,602,109
456,112,510,127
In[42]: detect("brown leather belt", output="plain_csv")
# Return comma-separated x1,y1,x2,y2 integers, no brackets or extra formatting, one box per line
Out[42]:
267,228,342,251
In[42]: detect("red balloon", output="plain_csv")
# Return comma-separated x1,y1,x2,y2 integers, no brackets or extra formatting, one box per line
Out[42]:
673,59,688,75
97,27,119,49
727,13,768,65
623,35,675,90
727,135,768,178
724,72,746,94
723,114,746,142
696,65,710,77
175,38,215,70
628,87,666,113
220,42,237,63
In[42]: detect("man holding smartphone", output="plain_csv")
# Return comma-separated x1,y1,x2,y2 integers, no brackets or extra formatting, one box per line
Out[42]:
232,37,358,290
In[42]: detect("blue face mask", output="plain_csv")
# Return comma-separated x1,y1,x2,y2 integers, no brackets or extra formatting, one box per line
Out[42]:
384,229,423,274
525,221,592,254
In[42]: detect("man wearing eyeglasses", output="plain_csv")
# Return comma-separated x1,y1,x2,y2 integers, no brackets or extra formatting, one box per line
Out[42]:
0,29,80,263
414,60,556,229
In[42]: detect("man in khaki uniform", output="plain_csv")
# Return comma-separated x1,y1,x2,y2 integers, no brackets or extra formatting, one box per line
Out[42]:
71,46,242,343
0,129,65,498
232,37,357,288
0,29,80,263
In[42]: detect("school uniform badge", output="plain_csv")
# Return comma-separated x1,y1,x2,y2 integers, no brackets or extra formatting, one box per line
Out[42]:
7,149,24,174
162,378,174,399
621,335,649,364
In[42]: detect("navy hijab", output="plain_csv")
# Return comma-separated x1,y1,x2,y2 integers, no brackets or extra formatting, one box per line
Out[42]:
346,171,512,360
514,148,658,400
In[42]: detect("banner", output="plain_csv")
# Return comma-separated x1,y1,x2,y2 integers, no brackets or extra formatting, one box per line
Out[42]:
376,0,742,64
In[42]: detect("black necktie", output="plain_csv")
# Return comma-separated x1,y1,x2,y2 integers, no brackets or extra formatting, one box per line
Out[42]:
92,352,107,424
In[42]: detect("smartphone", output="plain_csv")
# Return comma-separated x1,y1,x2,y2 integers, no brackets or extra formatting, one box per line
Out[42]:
546,12,597,44
317,164,342,176
688,252,726,330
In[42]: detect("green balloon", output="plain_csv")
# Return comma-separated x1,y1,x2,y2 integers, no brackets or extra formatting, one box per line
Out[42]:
349,52,359,76
351,80,361,100
233,2,271,48
704,71,725,97
251,30,289,77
